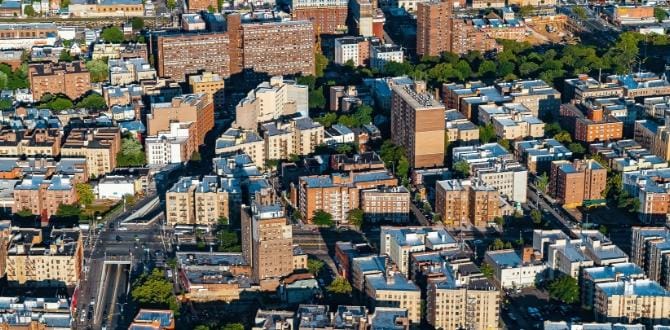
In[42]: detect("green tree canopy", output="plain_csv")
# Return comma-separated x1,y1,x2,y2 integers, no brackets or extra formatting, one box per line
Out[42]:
56,203,82,218
536,172,549,194
453,160,470,179
307,258,325,275
530,209,542,225
76,93,107,110
131,269,179,313
100,26,124,43
86,59,109,83
117,137,146,167
347,208,364,229
548,275,579,304
655,7,668,22
479,123,496,143
24,5,36,17
76,183,94,206
39,95,73,111
480,263,494,278
327,277,353,295
490,238,513,250
312,210,334,227
131,17,145,30
221,324,245,330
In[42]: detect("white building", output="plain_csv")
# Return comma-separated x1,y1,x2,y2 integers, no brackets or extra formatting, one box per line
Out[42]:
484,249,548,289
96,175,135,199
324,124,355,145
145,122,193,166
334,36,366,66
370,43,403,71
380,226,458,276
234,76,308,130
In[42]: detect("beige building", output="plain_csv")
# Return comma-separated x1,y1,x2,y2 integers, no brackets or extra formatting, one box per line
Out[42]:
445,110,480,145
364,271,421,325
435,179,501,228
360,186,410,223
68,1,144,17
165,176,240,227
215,129,266,168
60,127,121,178
427,279,500,330
189,71,225,110
478,103,545,140
594,279,670,326
390,79,445,168
0,128,61,157
147,94,214,147
6,228,83,286
233,76,308,130
13,175,78,219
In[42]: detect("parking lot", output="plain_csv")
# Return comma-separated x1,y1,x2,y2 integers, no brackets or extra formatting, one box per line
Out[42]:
502,287,591,329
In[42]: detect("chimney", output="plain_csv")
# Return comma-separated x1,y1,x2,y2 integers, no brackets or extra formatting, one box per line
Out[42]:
588,108,604,122
414,81,427,94
521,246,534,264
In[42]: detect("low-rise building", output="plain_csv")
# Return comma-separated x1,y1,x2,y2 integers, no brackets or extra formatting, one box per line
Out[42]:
427,273,499,330
129,309,175,330
370,42,403,71
108,58,156,85
478,102,545,139
175,252,253,302
189,71,225,110
484,248,547,289
622,169,670,224
548,159,607,208
581,263,646,310
61,127,121,178
69,0,144,17
12,175,77,220
445,110,479,145
364,271,421,325
234,76,308,130
360,186,410,223
560,103,624,143
0,296,73,329
594,279,670,326
334,36,370,67
379,226,458,276
28,61,90,101
165,176,240,227
435,179,501,228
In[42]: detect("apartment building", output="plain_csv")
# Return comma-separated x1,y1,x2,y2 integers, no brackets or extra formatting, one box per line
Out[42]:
291,0,348,35
390,79,445,168
360,186,410,223
108,58,156,85
154,32,231,81
334,36,370,67
515,139,573,175
186,0,215,11
548,159,607,208
60,127,121,178
379,226,458,276
581,263,646,310
607,72,670,98
189,71,225,110
435,179,501,228
370,42,403,71
563,75,624,102
215,128,266,168
484,248,548,289
0,128,61,157
416,0,452,57
234,76,308,130
427,277,500,330
297,170,397,224
147,94,214,146
68,0,144,17
478,102,545,139
28,61,90,101
145,122,197,166
560,103,624,143
450,18,502,55
241,201,295,289
12,175,77,219
0,23,57,50
624,169,670,224
497,79,562,118
91,42,148,61
6,227,83,286
471,159,528,203
165,176,240,227
331,152,385,173
364,271,421,325
445,110,479,145
630,227,670,289
594,279,670,326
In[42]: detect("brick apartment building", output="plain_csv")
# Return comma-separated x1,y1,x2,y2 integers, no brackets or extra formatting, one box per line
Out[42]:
60,127,121,178
560,103,624,143
296,170,397,224
360,186,410,223
548,159,607,208
390,80,445,168
165,176,241,227
186,0,216,12
189,71,225,110
154,32,231,82
241,201,295,289
291,5,348,36
28,61,91,101
416,0,452,57
12,175,77,220
153,16,314,80
146,94,214,146
5,228,82,286
435,179,500,228
0,128,61,157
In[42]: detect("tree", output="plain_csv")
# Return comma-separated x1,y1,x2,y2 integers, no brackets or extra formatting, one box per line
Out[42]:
490,238,512,250
217,0,224,10
166,0,176,10
327,277,353,295
0,98,12,111
221,324,245,330
498,139,511,151
191,151,202,162
347,208,364,229
494,216,505,229
568,142,586,155
16,209,34,218
518,4,534,16
315,52,328,78
530,209,542,225
315,112,337,127
131,17,145,30
86,59,109,83
217,228,241,252
76,183,94,206
655,7,668,22
76,93,107,110
56,204,82,218
117,137,146,167
61,0,70,8
308,86,326,109
307,258,325,275
59,50,75,62
548,275,579,304
554,131,572,144
481,263,494,278
100,26,124,43
479,123,496,143
217,216,229,226
335,143,353,154
536,173,549,195
312,210,334,227
573,6,588,20
24,5,36,17
131,269,179,313
40,95,73,111
453,160,470,179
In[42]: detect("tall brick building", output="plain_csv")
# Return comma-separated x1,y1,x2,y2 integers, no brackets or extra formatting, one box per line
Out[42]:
416,0,452,57
146,94,214,146
28,61,90,101
548,159,607,208
153,16,314,81
60,127,122,178
291,7,348,36
435,179,500,228
154,32,231,82
390,79,445,168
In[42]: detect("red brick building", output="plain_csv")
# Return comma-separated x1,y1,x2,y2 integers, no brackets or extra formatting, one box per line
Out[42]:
28,61,91,101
